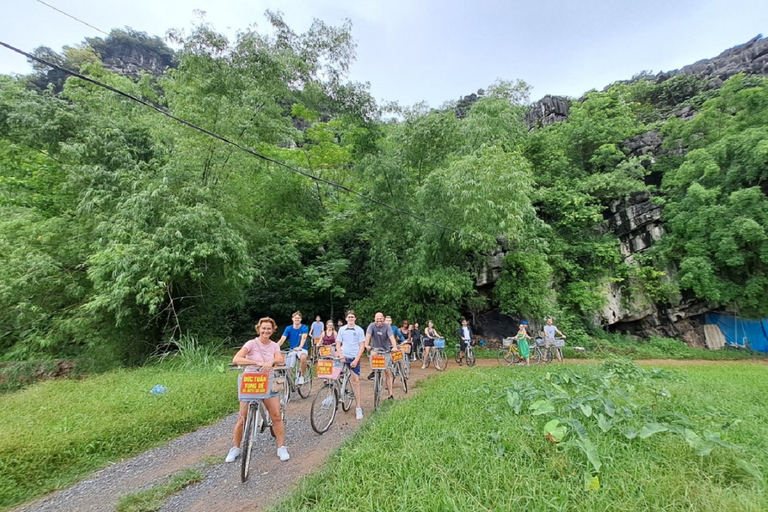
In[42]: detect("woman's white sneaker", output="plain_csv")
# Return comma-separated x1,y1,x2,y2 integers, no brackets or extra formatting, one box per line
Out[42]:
355,407,364,420
225,446,241,463
277,446,290,461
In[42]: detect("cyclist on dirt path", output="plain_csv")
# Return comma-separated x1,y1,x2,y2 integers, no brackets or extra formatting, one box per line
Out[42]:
310,315,324,347
226,317,289,463
336,310,366,419
364,312,399,400
278,311,310,384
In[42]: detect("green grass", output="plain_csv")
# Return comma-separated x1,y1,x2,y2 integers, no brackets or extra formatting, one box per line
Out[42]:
469,334,767,361
0,359,237,511
271,361,768,512
115,468,204,512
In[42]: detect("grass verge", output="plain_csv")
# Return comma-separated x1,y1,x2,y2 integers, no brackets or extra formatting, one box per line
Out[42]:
271,361,768,512
115,468,204,512
0,360,236,511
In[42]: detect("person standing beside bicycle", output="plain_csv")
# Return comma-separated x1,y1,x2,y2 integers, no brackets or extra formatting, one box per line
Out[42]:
409,323,422,362
278,311,310,384
456,318,473,366
336,310,366,420
226,317,289,463
365,312,399,400
543,318,566,363
516,321,533,366
421,320,441,370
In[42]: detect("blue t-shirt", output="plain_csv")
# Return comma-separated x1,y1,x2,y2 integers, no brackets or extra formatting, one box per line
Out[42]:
390,325,406,343
283,324,309,350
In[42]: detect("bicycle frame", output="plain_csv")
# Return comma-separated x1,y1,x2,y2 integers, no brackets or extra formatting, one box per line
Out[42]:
229,364,286,483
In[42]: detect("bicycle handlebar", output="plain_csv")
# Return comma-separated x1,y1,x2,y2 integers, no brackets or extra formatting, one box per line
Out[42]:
227,363,287,371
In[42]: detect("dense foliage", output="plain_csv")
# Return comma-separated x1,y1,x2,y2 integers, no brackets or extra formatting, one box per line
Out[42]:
1,15,767,365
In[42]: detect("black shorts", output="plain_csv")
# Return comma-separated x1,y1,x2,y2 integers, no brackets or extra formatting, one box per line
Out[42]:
459,340,470,351
424,338,435,347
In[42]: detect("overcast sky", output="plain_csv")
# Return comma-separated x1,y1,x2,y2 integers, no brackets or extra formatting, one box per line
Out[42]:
1,0,766,106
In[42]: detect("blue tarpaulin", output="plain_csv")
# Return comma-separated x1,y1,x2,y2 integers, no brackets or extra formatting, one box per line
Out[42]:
705,313,768,353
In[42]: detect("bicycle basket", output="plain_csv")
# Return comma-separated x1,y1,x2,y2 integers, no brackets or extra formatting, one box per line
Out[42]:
317,359,343,380
238,372,273,400
434,338,445,348
554,338,565,348
371,353,387,370
502,337,515,348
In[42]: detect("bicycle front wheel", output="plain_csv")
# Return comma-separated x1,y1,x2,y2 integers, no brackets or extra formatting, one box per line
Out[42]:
466,346,476,367
241,402,261,483
533,347,543,364
397,361,408,393
373,371,383,410
297,364,313,399
341,374,355,412
435,349,448,371
310,383,337,434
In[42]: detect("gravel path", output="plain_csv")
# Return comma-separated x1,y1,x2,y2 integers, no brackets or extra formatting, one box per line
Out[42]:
14,356,759,512
12,362,441,512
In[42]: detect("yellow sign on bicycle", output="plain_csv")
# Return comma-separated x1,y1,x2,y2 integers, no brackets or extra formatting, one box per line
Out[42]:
319,345,333,357
238,372,271,400
371,354,387,369
391,349,403,362
401,344,411,354
317,360,334,377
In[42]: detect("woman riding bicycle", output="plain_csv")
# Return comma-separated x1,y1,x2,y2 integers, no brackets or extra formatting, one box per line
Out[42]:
321,320,337,346
421,320,441,370
226,317,290,463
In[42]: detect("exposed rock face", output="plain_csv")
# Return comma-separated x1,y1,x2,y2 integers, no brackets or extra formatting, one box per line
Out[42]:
100,43,173,78
606,193,664,260
525,95,570,128
657,35,768,82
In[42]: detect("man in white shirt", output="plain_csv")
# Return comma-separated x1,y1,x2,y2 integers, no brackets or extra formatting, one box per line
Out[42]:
336,310,366,419
543,318,566,363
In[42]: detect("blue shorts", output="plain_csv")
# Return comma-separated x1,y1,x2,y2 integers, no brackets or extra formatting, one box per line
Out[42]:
345,357,361,376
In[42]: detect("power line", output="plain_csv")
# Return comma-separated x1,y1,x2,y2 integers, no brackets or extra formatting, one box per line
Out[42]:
0,40,480,241
34,0,110,35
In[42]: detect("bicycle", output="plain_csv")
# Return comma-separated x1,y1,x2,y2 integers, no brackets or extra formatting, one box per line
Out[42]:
282,349,313,401
531,337,547,364
310,356,356,434
456,339,476,367
544,337,565,363
229,364,288,483
414,340,424,362
370,348,396,410
390,347,409,393
497,337,522,365
422,338,448,371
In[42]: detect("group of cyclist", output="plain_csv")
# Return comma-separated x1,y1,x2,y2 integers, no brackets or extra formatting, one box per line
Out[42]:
513,318,567,366
225,311,567,464
225,310,448,464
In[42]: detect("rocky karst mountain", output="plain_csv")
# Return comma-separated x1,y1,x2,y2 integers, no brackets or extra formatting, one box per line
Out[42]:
478,35,768,345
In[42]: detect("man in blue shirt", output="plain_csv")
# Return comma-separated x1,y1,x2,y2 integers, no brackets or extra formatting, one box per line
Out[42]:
278,311,309,383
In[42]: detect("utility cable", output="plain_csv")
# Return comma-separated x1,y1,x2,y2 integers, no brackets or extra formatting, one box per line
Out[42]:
0,40,480,241
34,0,110,35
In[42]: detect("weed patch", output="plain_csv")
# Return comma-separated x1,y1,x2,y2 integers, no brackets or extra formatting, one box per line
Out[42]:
272,362,768,511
